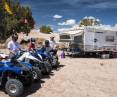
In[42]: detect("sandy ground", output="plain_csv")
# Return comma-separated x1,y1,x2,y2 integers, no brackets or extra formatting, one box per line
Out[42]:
0,54,117,97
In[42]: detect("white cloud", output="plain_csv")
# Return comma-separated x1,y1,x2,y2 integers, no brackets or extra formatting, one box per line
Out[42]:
83,16,96,20
83,16,88,19
63,0,117,8
88,16,95,20
88,2,117,8
115,24,117,27
99,24,112,30
58,19,76,26
102,25,111,27
96,19,100,22
58,22,66,26
53,14,63,19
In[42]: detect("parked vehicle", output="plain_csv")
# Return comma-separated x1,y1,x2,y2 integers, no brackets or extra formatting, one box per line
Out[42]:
36,48,60,67
59,26,117,58
0,60,33,97
0,52,41,81
17,50,52,74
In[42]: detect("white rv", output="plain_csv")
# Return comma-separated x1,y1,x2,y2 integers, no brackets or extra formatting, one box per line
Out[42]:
59,26,117,57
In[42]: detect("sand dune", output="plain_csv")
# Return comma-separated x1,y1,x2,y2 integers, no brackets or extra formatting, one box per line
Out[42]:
18,30,60,42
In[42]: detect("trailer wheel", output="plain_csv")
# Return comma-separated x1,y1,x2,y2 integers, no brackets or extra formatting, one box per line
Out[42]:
101,54,110,59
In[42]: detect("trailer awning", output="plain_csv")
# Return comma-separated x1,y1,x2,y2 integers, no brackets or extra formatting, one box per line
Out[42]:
59,39,73,42
60,30,83,36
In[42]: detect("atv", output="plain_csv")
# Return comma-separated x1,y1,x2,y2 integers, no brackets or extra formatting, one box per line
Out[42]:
0,53,41,82
17,50,52,75
0,60,33,97
36,48,60,68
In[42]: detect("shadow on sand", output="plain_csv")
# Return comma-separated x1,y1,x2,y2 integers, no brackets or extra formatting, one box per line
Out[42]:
22,82,41,97
52,64,65,71
22,64,65,97
66,54,117,59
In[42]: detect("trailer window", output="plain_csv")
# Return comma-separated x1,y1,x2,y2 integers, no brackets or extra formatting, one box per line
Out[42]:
106,36,114,42
60,35,70,39
74,35,83,43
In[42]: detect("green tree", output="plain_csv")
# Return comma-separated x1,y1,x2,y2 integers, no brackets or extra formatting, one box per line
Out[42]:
40,25,53,34
79,16,101,27
0,0,35,43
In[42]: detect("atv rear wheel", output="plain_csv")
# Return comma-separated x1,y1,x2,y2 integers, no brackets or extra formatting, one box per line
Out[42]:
5,79,24,97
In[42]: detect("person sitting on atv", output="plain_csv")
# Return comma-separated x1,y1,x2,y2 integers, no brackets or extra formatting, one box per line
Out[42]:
43,40,58,57
49,36,59,55
43,40,59,67
7,34,21,59
43,40,52,53
28,38,36,51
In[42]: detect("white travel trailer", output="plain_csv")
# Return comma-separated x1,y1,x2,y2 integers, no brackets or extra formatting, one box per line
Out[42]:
59,26,117,57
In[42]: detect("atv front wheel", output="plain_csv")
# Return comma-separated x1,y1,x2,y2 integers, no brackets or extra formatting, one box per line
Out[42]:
43,61,52,74
32,67,42,81
5,79,24,97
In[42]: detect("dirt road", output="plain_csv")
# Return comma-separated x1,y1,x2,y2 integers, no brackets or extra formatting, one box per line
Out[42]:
0,57,117,97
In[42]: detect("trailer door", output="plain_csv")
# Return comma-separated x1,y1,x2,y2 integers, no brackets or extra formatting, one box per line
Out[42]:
95,32,105,49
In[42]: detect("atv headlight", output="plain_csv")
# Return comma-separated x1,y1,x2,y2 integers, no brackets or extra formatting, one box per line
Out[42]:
20,71,23,75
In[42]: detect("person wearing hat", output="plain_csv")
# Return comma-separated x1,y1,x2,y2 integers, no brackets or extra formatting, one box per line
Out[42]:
49,36,58,55
7,34,21,58
49,36,57,49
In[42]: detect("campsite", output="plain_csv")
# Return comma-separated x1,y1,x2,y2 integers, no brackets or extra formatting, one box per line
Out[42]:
0,30,116,97
0,0,117,97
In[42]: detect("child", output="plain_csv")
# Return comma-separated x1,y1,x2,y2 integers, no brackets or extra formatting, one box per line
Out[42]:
28,38,36,51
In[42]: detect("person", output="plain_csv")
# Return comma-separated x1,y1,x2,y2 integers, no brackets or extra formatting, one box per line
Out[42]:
49,36,57,49
7,34,21,58
28,38,36,51
49,36,58,55
42,40,52,53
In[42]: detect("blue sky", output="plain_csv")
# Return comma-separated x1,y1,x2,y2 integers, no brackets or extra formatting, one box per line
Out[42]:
20,0,117,31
